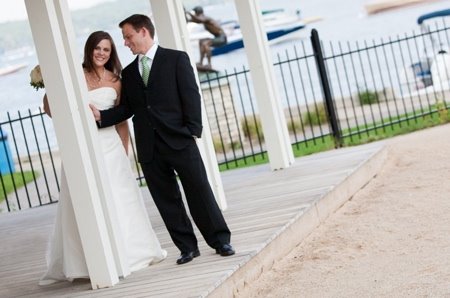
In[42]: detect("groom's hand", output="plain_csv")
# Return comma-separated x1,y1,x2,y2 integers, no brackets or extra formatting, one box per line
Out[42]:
89,104,101,121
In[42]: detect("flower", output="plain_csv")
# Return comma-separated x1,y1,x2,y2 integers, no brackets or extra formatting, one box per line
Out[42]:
30,65,45,91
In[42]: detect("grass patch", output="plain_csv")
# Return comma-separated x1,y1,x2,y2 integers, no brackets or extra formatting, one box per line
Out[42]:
292,136,336,157
218,107,450,171
219,153,269,171
0,171,37,202
341,108,450,146
218,136,336,171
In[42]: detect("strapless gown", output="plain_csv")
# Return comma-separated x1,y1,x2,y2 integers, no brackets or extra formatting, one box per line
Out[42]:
39,87,167,285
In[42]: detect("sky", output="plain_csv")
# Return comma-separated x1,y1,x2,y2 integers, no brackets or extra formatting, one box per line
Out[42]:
0,0,112,23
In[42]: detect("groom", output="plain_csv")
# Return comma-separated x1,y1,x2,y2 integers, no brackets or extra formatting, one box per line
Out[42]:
90,14,234,265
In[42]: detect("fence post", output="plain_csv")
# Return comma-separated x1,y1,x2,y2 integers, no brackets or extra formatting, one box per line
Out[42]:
310,29,342,148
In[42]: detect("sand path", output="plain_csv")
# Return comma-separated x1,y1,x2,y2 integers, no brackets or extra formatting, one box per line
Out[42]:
238,124,450,297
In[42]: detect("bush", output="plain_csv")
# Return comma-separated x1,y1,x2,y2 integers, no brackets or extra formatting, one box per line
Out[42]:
213,138,242,153
358,89,379,105
287,118,302,133
213,137,226,153
241,115,264,141
230,141,242,150
302,103,328,126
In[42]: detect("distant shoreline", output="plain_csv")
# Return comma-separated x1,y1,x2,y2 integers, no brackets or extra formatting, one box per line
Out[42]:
365,0,442,15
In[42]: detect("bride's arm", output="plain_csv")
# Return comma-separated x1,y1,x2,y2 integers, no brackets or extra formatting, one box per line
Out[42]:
43,94,52,117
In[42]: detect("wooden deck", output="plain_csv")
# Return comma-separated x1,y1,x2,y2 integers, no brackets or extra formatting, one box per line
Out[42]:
0,142,387,298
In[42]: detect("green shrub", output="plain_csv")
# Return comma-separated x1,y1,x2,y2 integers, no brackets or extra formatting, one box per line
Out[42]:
241,115,264,141
213,138,242,153
230,141,242,150
213,137,225,153
358,89,379,105
287,119,302,133
302,103,328,126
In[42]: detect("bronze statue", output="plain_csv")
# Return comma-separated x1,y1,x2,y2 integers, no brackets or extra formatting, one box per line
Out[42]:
187,6,227,70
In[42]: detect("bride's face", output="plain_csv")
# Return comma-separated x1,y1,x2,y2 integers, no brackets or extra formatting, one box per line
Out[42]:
92,39,111,68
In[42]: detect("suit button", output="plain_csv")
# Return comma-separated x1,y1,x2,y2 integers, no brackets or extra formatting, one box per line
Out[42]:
147,105,151,109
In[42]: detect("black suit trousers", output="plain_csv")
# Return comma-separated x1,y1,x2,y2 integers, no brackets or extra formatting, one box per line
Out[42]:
140,133,231,253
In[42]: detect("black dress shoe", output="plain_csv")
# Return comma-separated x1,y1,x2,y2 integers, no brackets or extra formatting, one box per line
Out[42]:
215,244,235,256
176,249,200,265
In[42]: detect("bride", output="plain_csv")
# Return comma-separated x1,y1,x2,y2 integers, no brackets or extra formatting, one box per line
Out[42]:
39,31,167,285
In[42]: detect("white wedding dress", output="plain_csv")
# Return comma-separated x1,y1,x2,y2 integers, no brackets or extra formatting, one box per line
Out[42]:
39,87,167,285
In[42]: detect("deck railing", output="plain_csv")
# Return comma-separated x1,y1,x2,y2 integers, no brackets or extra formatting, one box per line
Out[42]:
1,23,449,212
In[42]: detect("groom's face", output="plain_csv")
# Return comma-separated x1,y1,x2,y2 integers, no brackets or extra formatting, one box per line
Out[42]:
122,23,149,55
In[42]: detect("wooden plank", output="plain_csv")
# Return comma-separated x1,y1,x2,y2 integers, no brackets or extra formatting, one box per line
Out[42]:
0,142,385,298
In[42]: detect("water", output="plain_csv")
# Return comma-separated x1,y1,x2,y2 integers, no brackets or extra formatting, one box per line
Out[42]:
1,0,450,118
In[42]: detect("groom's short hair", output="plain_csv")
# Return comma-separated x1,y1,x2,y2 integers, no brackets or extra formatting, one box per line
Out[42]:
119,14,155,39
193,6,203,15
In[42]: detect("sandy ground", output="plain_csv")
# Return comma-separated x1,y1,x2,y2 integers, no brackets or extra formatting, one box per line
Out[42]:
237,124,450,297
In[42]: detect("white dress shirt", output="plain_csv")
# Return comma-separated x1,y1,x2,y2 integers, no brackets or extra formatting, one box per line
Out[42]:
139,43,158,76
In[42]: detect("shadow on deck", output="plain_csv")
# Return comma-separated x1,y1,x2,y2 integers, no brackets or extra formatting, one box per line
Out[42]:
0,141,387,298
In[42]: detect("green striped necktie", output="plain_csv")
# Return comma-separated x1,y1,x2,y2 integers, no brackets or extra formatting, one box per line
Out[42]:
141,55,150,86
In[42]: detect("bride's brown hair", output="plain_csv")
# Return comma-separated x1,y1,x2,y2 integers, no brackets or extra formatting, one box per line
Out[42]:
82,31,122,81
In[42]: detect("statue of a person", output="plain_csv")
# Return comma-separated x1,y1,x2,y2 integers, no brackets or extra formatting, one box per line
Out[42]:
187,6,227,69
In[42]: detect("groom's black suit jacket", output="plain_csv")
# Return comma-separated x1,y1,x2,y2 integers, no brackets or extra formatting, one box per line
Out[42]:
101,46,231,252
100,46,203,162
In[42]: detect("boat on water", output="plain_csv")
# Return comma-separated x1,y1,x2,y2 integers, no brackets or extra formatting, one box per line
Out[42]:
188,8,307,57
399,8,450,92
0,63,27,76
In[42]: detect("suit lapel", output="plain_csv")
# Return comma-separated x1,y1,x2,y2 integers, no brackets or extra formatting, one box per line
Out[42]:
129,56,144,87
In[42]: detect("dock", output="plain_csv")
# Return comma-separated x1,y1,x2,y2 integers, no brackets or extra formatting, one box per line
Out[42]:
0,141,386,297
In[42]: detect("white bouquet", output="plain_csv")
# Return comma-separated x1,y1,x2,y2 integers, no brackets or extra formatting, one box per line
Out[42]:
30,65,45,91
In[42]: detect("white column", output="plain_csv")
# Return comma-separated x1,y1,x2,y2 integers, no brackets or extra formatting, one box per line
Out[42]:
234,0,294,170
25,0,125,288
148,0,227,210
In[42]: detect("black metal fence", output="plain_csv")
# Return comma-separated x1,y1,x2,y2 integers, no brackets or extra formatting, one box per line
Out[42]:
1,22,449,212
